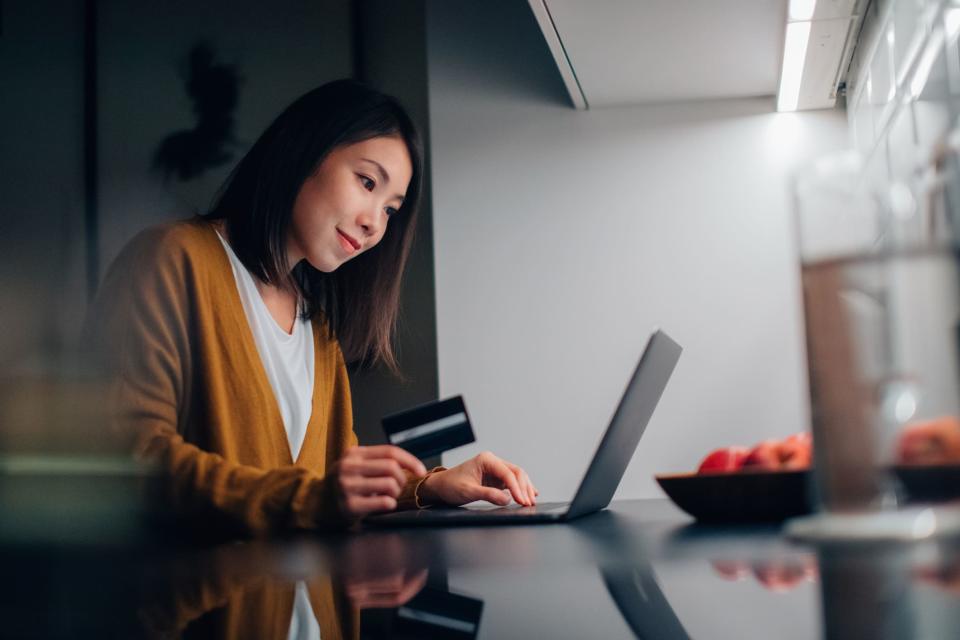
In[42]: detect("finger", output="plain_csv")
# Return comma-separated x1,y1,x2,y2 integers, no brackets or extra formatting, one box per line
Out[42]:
485,457,529,505
342,476,403,498
523,476,536,505
523,472,540,503
342,458,407,488
345,581,402,600
356,594,409,609
345,494,397,517
342,445,366,464
470,486,512,506
506,462,535,505
357,445,428,476
348,575,406,595
524,473,538,503
513,465,537,504
345,584,370,600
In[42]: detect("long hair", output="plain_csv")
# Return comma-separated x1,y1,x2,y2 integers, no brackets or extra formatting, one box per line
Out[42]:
205,79,424,374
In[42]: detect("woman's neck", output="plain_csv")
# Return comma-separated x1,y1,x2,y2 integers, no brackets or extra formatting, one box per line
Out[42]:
214,219,300,334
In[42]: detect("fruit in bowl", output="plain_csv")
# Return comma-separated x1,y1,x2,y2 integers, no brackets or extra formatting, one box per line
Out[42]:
696,433,812,474
743,433,812,471
896,416,960,466
778,432,813,469
659,435,813,522
697,446,749,474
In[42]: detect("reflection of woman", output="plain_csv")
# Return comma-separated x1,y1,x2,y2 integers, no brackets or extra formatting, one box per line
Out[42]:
136,534,430,639
88,80,537,534
143,577,359,640
135,543,361,639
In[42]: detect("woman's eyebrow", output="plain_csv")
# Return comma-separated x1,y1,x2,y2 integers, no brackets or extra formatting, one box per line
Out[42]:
361,158,390,184
361,158,405,202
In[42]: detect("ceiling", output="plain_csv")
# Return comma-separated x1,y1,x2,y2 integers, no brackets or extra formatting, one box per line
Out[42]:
530,0,790,108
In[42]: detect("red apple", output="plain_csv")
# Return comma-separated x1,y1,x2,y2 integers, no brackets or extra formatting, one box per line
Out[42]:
779,432,812,470
897,416,960,465
741,440,781,470
697,446,749,474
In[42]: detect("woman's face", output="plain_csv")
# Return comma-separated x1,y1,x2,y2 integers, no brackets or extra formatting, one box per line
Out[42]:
289,135,413,273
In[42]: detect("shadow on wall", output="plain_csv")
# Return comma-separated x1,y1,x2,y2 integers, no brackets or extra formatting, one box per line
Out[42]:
153,41,242,182
428,0,571,107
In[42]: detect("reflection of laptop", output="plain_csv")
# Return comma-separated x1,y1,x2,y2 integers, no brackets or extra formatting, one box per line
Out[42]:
366,329,682,527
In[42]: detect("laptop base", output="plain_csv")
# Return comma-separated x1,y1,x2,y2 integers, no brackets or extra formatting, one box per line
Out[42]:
364,502,572,527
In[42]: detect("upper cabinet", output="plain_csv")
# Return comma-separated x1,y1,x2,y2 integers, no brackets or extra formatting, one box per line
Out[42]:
527,0,862,110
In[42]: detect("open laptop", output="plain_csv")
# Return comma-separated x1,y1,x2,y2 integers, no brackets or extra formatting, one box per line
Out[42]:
365,329,682,527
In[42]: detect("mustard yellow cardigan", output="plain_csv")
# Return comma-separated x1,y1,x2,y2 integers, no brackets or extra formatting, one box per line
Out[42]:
137,542,357,639
87,218,420,534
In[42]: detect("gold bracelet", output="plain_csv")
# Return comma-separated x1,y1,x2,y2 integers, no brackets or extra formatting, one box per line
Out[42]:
414,466,447,509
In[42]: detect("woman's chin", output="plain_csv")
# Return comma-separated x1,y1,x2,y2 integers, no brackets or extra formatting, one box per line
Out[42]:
304,254,344,273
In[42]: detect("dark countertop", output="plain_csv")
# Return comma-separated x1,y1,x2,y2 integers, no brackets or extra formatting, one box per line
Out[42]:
3,499,959,639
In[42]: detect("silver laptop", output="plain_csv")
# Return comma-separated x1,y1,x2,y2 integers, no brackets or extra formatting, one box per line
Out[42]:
365,329,682,527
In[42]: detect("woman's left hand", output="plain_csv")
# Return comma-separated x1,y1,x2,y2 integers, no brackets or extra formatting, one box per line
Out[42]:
417,451,539,507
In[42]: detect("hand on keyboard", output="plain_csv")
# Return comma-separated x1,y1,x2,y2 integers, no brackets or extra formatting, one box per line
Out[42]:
417,451,539,507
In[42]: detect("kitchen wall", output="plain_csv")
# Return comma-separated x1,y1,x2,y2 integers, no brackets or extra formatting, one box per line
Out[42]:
426,0,850,500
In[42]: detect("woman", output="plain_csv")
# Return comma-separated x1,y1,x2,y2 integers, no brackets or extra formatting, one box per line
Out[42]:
88,79,537,534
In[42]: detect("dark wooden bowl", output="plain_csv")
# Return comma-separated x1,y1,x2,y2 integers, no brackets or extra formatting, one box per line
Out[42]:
657,464,960,523
655,470,812,523
893,464,960,502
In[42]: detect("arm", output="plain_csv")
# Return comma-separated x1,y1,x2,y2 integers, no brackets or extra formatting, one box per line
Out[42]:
88,228,347,534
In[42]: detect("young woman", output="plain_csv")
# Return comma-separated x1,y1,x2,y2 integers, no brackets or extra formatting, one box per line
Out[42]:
88,79,537,534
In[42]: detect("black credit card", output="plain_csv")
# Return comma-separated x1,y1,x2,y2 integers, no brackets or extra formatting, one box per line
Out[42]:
381,396,475,459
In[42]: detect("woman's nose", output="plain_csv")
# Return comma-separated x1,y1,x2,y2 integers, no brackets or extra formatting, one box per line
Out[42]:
357,207,385,237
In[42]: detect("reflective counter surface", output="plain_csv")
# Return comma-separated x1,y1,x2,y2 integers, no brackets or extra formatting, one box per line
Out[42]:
4,499,960,639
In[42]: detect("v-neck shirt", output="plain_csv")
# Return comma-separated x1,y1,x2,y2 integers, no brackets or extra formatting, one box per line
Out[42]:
86,218,425,534
216,231,315,462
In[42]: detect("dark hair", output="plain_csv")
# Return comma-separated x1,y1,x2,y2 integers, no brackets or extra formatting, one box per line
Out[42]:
205,79,424,373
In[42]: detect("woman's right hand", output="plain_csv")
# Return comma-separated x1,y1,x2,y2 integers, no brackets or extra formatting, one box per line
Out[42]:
345,568,428,609
331,445,427,517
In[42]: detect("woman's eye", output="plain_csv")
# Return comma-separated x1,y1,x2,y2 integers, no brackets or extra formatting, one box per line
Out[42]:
358,175,375,191
385,206,399,218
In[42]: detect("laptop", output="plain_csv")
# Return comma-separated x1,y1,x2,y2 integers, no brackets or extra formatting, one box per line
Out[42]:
365,329,682,527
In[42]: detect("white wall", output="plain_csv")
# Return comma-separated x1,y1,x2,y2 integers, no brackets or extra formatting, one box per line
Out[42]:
427,0,850,500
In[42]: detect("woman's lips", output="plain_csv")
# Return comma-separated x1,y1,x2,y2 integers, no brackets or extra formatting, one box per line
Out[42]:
336,228,360,254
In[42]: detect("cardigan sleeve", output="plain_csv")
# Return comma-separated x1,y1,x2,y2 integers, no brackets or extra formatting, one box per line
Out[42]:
86,226,353,535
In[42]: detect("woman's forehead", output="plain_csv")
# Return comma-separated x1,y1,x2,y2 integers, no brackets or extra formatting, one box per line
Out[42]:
339,137,412,184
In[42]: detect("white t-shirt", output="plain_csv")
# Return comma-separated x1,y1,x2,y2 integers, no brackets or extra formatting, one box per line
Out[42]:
287,580,322,640
217,232,321,639
216,232,314,461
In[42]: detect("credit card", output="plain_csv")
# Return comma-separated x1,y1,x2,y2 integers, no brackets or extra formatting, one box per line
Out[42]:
382,396,476,459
